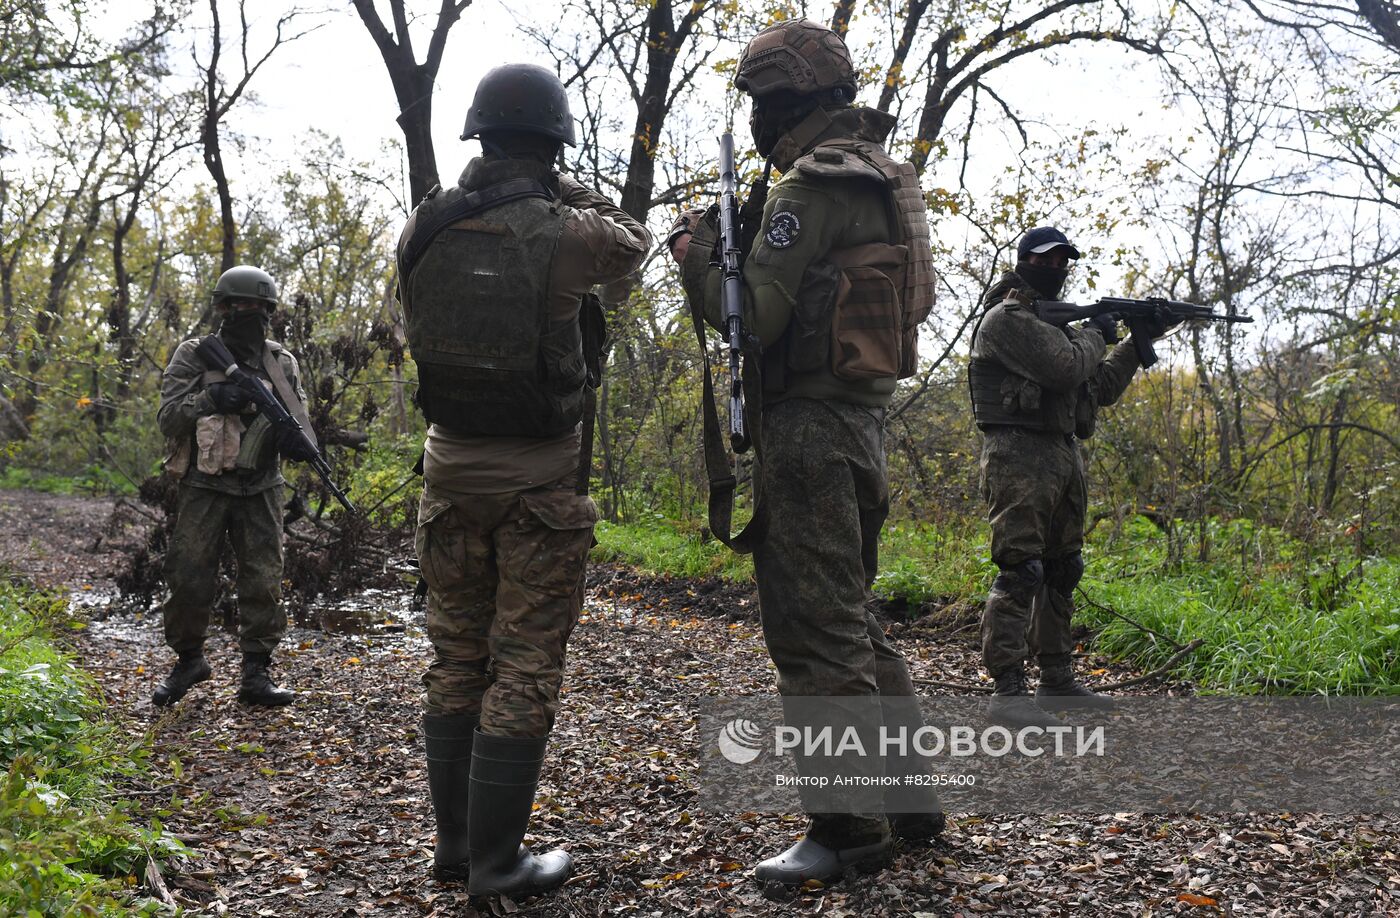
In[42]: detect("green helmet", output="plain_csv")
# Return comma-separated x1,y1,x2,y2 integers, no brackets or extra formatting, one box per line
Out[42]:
211,265,278,309
460,63,577,147
735,19,857,100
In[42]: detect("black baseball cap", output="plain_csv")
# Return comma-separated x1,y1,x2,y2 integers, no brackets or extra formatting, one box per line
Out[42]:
1017,226,1081,260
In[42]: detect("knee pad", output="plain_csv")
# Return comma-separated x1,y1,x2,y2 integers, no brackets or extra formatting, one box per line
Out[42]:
992,559,1044,602
1045,552,1085,594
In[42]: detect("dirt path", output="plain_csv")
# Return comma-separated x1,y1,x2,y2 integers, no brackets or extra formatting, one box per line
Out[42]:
4,489,1397,916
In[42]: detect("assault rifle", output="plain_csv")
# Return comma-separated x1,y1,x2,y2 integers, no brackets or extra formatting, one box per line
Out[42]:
717,132,749,452
194,335,358,514
1033,296,1253,369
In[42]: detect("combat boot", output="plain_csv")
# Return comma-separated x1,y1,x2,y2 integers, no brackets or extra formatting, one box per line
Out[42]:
424,713,476,881
754,815,892,885
466,731,572,897
237,651,294,706
1037,654,1115,711
986,663,1066,729
152,650,211,707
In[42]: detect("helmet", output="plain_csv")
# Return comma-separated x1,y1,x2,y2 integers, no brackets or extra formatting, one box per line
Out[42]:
460,63,577,147
211,265,278,309
735,19,857,99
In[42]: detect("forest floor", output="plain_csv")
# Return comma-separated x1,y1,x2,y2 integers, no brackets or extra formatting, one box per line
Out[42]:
2,487,1397,917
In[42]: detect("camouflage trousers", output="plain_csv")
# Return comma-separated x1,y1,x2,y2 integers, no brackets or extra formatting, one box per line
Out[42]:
754,398,930,846
162,483,286,654
978,427,1087,674
415,475,596,737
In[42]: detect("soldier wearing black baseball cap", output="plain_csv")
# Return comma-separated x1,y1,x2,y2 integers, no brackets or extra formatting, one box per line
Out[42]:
966,225,1160,728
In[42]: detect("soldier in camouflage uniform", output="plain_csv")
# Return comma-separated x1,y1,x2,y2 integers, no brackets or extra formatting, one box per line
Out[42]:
396,64,650,897
969,227,1172,727
154,265,317,708
670,19,942,885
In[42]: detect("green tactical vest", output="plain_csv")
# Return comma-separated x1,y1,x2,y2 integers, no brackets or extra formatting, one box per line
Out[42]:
402,183,586,437
966,286,1086,437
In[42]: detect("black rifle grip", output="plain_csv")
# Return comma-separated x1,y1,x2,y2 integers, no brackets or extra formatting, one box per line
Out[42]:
1128,318,1158,368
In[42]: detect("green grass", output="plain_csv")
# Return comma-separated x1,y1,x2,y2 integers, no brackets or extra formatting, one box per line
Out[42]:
594,514,1399,696
592,516,755,581
0,579,180,914
0,466,137,497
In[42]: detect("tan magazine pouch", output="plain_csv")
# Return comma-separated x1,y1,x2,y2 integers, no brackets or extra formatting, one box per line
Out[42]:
827,242,907,381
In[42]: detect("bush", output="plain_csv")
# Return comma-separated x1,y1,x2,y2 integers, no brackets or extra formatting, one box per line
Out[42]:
0,579,181,914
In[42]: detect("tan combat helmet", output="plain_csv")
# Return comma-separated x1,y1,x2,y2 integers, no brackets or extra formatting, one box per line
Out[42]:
734,18,857,99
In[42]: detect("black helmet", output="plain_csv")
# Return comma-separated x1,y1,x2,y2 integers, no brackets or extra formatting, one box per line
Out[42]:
211,265,278,309
461,63,577,147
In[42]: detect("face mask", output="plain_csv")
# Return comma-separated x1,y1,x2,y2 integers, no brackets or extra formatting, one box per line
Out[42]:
1016,260,1070,300
749,106,784,159
218,309,270,362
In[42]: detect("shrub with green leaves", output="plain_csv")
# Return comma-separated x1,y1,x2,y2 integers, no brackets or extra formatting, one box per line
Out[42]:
0,580,181,914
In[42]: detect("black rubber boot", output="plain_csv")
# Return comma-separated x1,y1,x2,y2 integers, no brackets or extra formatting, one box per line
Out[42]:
986,663,1066,728
891,810,946,844
466,730,572,897
1037,654,1115,711
754,816,892,885
237,652,294,706
152,650,211,707
424,713,476,882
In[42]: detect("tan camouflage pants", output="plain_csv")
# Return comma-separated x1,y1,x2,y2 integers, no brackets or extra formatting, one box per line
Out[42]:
415,476,596,737
162,483,286,654
978,427,1086,674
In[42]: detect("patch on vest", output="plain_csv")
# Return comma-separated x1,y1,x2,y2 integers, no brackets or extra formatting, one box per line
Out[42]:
765,211,800,249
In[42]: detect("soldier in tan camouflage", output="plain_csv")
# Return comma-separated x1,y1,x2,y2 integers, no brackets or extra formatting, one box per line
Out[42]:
154,265,315,709
397,64,650,897
969,226,1172,727
671,19,943,886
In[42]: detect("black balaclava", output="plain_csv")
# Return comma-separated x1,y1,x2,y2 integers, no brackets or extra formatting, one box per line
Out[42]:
218,308,271,364
1016,260,1070,300
749,91,822,158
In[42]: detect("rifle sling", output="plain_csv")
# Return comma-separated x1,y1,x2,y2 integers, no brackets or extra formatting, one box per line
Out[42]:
688,282,768,554
400,178,554,277
261,344,318,450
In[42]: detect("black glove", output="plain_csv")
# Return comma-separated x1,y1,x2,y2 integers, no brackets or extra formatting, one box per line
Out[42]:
276,426,320,462
1138,305,1181,340
1088,313,1120,345
207,382,251,414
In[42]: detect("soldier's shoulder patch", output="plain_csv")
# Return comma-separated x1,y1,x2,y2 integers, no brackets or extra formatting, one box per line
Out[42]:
765,211,801,249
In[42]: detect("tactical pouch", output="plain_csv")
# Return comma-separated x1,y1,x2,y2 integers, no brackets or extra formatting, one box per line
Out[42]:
194,414,241,475
827,243,907,382
785,259,841,374
1073,382,1097,439
162,436,191,479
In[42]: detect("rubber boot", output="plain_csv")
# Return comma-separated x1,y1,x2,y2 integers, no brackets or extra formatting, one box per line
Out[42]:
986,662,1066,729
466,730,573,897
754,815,892,885
237,651,294,706
424,713,476,881
1037,654,1115,711
152,650,211,707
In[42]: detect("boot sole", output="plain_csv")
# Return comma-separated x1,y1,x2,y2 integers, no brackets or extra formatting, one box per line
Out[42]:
237,692,294,706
